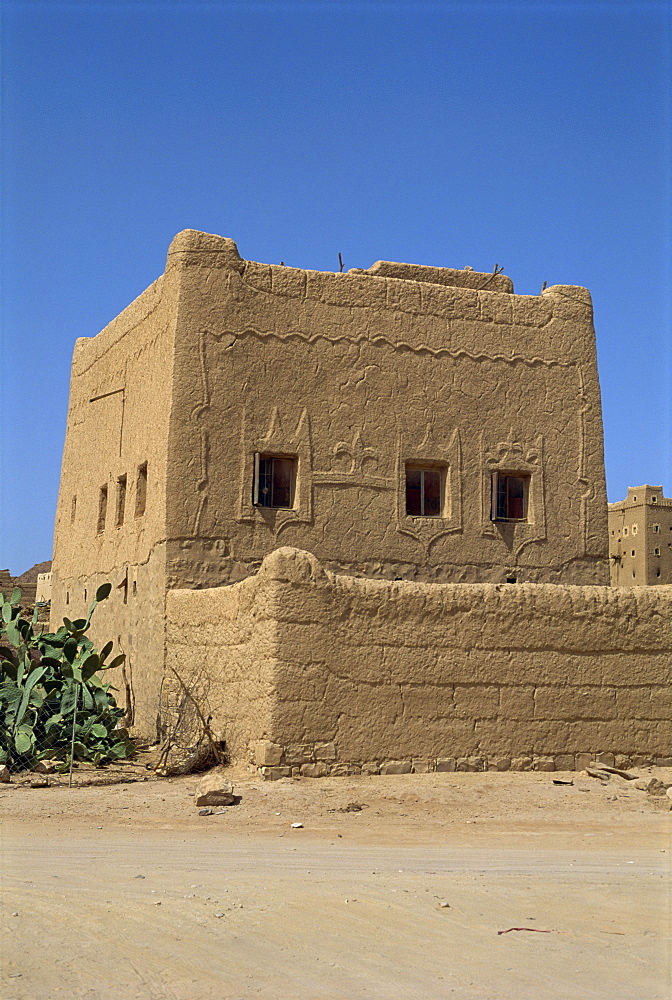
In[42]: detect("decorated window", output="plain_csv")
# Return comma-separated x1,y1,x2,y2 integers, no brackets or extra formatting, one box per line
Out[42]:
492,473,529,522
254,454,296,509
405,466,443,517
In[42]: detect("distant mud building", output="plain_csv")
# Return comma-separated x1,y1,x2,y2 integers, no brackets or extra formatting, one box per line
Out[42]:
608,486,672,586
51,232,671,772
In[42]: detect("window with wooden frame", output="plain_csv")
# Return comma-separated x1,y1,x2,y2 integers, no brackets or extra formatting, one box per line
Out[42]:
254,454,296,509
405,465,443,517
491,472,530,522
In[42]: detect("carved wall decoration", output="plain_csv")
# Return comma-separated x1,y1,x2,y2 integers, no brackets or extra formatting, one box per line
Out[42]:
396,425,462,547
576,364,594,556
481,432,546,557
189,329,234,534
237,406,313,531
312,431,393,490
88,383,126,458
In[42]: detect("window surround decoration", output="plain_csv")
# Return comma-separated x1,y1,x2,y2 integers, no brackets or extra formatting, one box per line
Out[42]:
396,426,462,543
237,406,313,530
481,433,546,556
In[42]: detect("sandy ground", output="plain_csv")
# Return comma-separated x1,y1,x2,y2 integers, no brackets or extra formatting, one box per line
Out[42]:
1,764,671,1000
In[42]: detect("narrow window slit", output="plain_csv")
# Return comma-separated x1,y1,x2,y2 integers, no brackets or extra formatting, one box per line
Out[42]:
116,475,127,526
135,463,147,517
97,485,108,533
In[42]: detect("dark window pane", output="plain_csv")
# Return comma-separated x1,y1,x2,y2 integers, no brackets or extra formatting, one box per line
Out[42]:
405,467,422,516
406,468,421,490
423,468,441,516
508,477,526,500
271,458,293,508
508,494,525,520
406,488,421,514
406,466,442,516
507,476,526,519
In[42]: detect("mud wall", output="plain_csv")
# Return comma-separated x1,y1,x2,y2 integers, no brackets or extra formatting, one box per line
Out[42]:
50,271,181,737
165,575,278,756
165,548,672,771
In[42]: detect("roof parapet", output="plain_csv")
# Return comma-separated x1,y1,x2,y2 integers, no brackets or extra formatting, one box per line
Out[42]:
353,260,514,293
166,229,245,273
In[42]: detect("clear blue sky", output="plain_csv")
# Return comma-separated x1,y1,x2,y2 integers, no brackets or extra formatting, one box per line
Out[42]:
1,0,670,575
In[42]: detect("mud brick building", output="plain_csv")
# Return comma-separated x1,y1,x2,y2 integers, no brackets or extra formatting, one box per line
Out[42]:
51,232,670,769
609,486,672,585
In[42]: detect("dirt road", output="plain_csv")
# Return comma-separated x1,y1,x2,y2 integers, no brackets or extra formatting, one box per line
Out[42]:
1,767,670,999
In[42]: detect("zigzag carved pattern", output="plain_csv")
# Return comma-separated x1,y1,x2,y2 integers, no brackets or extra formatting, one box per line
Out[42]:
218,326,575,371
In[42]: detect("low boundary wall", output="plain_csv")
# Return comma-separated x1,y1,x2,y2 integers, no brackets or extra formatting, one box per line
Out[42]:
165,547,672,775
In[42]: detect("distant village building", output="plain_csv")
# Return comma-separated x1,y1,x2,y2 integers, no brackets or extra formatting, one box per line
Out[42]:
608,486,672,585
35,572,52,604
0,562,51,606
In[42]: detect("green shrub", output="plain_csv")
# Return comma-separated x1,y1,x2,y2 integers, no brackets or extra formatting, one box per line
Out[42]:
0,584,134,771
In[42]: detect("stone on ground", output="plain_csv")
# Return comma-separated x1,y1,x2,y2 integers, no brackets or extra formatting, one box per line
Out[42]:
194,769,236,807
